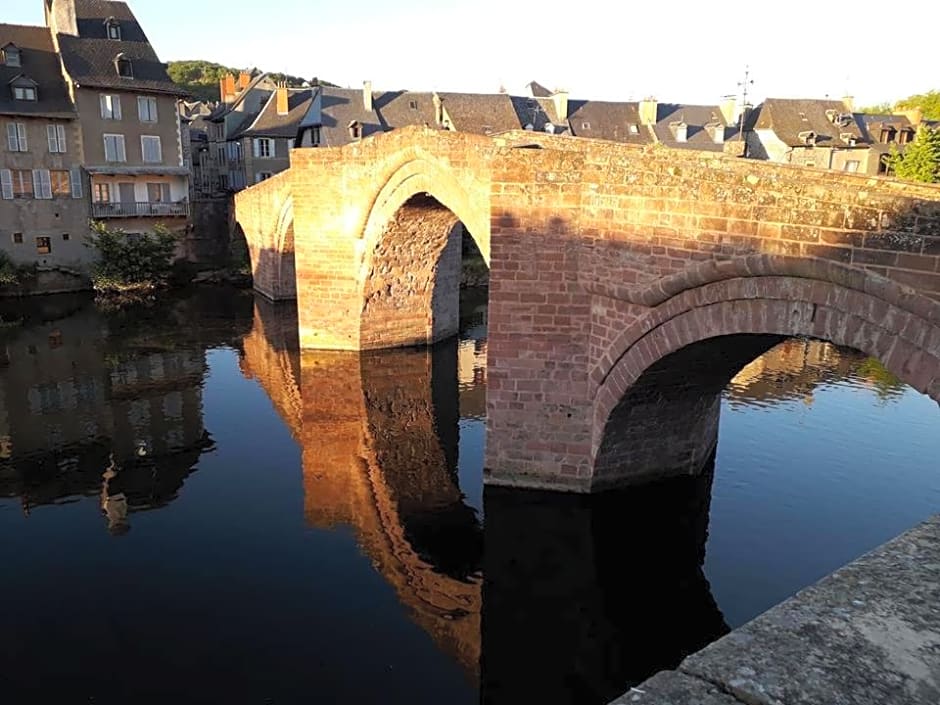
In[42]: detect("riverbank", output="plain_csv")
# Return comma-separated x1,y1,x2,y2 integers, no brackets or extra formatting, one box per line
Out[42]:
614,514,940,704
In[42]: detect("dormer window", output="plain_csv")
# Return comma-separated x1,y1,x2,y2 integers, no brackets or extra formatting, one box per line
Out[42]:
105,18,122,40
798,130,817,146
709,123,724,144
348,120,362,140
880,126,895,144
2,44,21,68
671,120,688,143
825,109,838,123
899,128,914,145
840,132,857,147
115,54,133,78
10,77,38,102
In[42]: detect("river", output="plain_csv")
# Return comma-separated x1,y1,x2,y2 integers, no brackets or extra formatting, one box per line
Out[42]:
0,287,937,704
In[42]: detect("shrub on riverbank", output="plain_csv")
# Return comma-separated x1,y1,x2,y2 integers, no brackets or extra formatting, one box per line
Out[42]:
0,251,36,287
87,221,179,296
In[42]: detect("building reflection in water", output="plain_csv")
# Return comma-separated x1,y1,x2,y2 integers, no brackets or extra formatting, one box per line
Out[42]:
0,290,252,533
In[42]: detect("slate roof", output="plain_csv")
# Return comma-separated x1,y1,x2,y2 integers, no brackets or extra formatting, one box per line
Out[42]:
436,92,522,134
0,23,75,118
566,100,653,144
236,88,314,139
752,98,867,148
374,91,437,129
317,86,384,147
653,103,730,152
526,80,551,98
57,0,184,95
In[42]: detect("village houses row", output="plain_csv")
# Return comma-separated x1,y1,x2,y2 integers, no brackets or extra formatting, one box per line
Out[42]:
2,0,937,279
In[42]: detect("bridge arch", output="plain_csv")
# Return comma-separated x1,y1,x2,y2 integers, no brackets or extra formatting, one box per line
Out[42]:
358,157,490,349
591,256,940,488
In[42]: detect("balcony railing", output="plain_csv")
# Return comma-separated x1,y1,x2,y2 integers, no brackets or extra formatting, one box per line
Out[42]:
91,201,190,218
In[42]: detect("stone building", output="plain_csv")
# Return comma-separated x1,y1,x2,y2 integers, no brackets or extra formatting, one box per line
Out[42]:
745,97,872,173
0,23,90,272
45,0,190,234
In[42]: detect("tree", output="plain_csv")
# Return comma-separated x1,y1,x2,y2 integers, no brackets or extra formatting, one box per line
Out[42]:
886,126,940,183
86,221,179,292
857,101,893,115
896,90,940,121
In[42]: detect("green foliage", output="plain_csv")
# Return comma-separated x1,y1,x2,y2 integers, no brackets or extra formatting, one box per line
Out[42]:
857,101,893,115
167,60,335,102
0,250,36,287
886,126,940,183
86,221,179,292
896,90,940,121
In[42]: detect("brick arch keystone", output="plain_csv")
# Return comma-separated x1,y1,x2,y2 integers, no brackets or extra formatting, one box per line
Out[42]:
591,261,940,472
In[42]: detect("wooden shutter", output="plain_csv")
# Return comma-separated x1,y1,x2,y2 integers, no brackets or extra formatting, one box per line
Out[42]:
113,96,122,120
100,94,108,118
7,123,17,151
57,125,67,152
47,125,58,152
15,122,27,151
70,166,83,198
253,139,260,158
0,169,12,199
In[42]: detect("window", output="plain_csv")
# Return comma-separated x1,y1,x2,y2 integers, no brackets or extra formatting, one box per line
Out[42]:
94,182,111,203
843,160,860,173
138,96,158,123
48,330,63,348
287,138,295,150
256,172,273,183
147,182,170,202
32,169,52,199
36,237,51,255
7,122,27,151
141,135,162,162
3,46,20,68
105,19,121,40
308,126,321,146
409,100,418,110
217,145,226,164
348,122,362,140
116,55,133,78
50,170,71,196
11,170,33,198
47,124,67,153
103,134,126,162
253,138,272,158
581,121,591,129
218,173,228,189
100,94,122,120
14,86,36,101
62,233,70,241
629,123,639,134
12,232,22,244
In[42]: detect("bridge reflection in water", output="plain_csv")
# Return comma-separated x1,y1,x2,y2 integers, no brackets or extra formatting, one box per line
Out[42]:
241,295,732,703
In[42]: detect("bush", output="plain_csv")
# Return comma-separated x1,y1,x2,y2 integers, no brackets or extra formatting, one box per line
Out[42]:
0,250,36,287
87,221,179,292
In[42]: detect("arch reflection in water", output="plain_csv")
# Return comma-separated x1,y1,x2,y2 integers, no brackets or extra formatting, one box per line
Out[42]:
242,297,485,677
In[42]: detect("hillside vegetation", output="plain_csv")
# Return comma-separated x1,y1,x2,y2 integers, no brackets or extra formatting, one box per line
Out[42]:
858,90,940,120
167,60,334,102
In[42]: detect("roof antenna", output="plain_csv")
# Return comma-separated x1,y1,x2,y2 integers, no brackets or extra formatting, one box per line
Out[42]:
737,65,754,145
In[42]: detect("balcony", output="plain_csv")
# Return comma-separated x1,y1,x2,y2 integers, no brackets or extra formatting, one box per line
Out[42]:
91,201,190,219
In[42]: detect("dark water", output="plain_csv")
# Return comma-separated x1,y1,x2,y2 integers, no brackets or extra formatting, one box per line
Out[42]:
0,288,937,704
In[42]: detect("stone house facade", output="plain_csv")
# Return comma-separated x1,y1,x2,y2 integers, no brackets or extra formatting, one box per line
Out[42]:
46,0,190,234
0,23,90,271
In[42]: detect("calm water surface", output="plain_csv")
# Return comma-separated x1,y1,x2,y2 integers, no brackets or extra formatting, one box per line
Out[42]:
0,287,937,704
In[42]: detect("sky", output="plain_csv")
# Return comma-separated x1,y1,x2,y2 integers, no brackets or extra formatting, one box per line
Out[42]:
6,0,935,108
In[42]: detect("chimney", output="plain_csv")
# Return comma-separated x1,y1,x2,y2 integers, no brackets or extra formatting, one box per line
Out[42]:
719,96,737,125
220,74,237,103
363,80,373,112
238,71,252,90
841,95,855,112
895,107,923,127
639,97,658,126
276,83,289,116
433,92,443,126
551,89,569,122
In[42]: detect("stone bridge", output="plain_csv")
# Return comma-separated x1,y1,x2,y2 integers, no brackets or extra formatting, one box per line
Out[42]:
234,126,940,492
